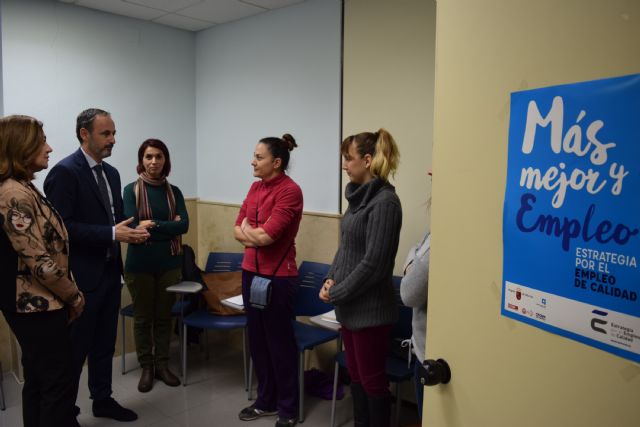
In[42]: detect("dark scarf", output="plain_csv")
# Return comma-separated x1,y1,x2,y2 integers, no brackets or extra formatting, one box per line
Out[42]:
134,172,182,256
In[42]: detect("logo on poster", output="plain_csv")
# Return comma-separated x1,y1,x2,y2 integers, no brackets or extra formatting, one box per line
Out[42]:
590,309,608,334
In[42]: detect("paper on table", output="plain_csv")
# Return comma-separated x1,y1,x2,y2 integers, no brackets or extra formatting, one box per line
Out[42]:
223,294,244,309
320,309,339,324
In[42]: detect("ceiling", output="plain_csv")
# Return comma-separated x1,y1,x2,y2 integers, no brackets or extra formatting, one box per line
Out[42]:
58,0,307,32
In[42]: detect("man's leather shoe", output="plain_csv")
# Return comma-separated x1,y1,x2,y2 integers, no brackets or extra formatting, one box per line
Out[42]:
92,397,138,422
138,366,154,393
155,366,181,387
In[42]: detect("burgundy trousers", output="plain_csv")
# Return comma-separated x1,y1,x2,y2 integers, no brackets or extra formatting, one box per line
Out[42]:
341,324,392,398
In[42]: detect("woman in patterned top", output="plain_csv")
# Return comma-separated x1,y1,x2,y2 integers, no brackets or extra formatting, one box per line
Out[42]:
0,115,84,427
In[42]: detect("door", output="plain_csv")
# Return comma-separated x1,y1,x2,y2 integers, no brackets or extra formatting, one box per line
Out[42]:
426,1,640,426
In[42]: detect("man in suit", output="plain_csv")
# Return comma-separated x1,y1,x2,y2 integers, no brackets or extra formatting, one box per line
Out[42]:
44,108,151,422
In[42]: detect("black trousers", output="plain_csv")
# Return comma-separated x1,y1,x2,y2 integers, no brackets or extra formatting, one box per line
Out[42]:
70,258,122,402
2,308,76,427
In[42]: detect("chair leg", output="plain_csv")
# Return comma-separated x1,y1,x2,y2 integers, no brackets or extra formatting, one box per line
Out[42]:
248,358,253,401
177,296,184,376
330,360,339,427
0,362,6,411
242,328,254,400
298,351,305,423
120,313,126,375
205,330,210,360
242,328,248,391
182,323,188,386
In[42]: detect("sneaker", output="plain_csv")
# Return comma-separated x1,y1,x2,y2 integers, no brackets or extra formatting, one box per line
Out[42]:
275,417,298,427
238,404,278,421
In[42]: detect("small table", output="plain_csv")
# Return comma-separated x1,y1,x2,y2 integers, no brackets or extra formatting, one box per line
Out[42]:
166,281,203,373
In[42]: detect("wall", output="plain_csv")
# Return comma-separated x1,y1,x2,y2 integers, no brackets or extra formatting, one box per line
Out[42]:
195,0,342,213
426,0,640,425
1,0,197,195
1,0,197,374
342,0,437,272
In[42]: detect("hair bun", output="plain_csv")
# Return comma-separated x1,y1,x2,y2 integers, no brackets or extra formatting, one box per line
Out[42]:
282,133,297,151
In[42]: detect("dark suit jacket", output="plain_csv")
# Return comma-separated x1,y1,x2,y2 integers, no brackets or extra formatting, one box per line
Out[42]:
44,148,125,292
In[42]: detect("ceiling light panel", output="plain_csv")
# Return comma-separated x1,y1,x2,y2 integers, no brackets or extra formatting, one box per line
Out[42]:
240,0,305,9
153,13,214,31
177,0,265,24
76,0,166,20
124,0,204,13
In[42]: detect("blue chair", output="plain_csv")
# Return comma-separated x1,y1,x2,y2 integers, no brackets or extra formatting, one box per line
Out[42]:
293,261,340,422
181,252,252,397
205,252,243,272
330,276,414,427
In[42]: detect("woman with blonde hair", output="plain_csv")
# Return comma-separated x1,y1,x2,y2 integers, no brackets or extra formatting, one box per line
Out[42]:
0,115,84,427
319,128,402,427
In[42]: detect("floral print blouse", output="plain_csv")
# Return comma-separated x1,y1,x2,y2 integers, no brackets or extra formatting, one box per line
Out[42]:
0,178,78,313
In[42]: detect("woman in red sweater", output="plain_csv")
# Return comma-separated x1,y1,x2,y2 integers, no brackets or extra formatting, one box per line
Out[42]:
234,134,303,427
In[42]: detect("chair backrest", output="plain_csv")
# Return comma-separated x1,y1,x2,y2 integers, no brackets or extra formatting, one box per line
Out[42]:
205,252,244,273
294,261,334,317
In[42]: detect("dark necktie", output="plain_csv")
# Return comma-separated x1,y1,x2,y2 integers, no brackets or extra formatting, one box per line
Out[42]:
94,164,118,259
93,164,114,225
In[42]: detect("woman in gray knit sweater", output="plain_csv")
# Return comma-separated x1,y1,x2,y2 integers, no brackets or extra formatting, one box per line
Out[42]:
319,129,402,427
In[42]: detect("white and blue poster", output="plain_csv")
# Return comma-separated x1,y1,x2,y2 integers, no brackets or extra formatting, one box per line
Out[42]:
502,74,640,362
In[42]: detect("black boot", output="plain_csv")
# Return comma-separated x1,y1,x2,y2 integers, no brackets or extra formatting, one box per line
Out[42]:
351,382,369,427
368,394,391,427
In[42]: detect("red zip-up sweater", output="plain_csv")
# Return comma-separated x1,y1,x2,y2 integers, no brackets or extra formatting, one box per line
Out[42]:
236,172,303,277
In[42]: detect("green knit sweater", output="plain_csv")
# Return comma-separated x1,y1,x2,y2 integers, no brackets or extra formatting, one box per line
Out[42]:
122,181,189,273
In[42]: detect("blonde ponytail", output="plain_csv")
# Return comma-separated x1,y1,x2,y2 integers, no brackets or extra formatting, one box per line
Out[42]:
369,128,399,181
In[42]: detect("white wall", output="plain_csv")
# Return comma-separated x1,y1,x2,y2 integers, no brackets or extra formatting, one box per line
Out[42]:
1,0,197,195
195,0,342,213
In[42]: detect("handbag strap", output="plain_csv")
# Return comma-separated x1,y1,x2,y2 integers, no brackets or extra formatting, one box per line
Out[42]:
255,240,294,278
253,193,294,277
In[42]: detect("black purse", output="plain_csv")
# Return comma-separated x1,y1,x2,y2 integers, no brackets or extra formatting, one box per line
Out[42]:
248,203,292,309
249,241,293,310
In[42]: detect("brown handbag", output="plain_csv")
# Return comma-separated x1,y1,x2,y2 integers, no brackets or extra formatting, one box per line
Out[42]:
201,271,243,315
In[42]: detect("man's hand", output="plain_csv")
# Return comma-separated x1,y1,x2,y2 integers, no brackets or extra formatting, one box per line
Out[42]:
137,219,156,230
115,217,151,244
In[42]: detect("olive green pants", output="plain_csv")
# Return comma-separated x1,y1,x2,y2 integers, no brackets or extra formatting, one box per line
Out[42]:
124,268,181,368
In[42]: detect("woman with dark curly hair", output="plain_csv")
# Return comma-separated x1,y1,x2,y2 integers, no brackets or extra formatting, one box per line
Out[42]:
123,138,189,392
234,134,303,427
0,115,84,427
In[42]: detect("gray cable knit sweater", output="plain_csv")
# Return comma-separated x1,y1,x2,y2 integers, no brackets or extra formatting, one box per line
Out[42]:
327,177,402,330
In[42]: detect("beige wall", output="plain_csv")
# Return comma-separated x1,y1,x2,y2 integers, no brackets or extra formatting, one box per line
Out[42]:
427,1,640,426
343,0,437,271
196,201,340,268
0,316,11,376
